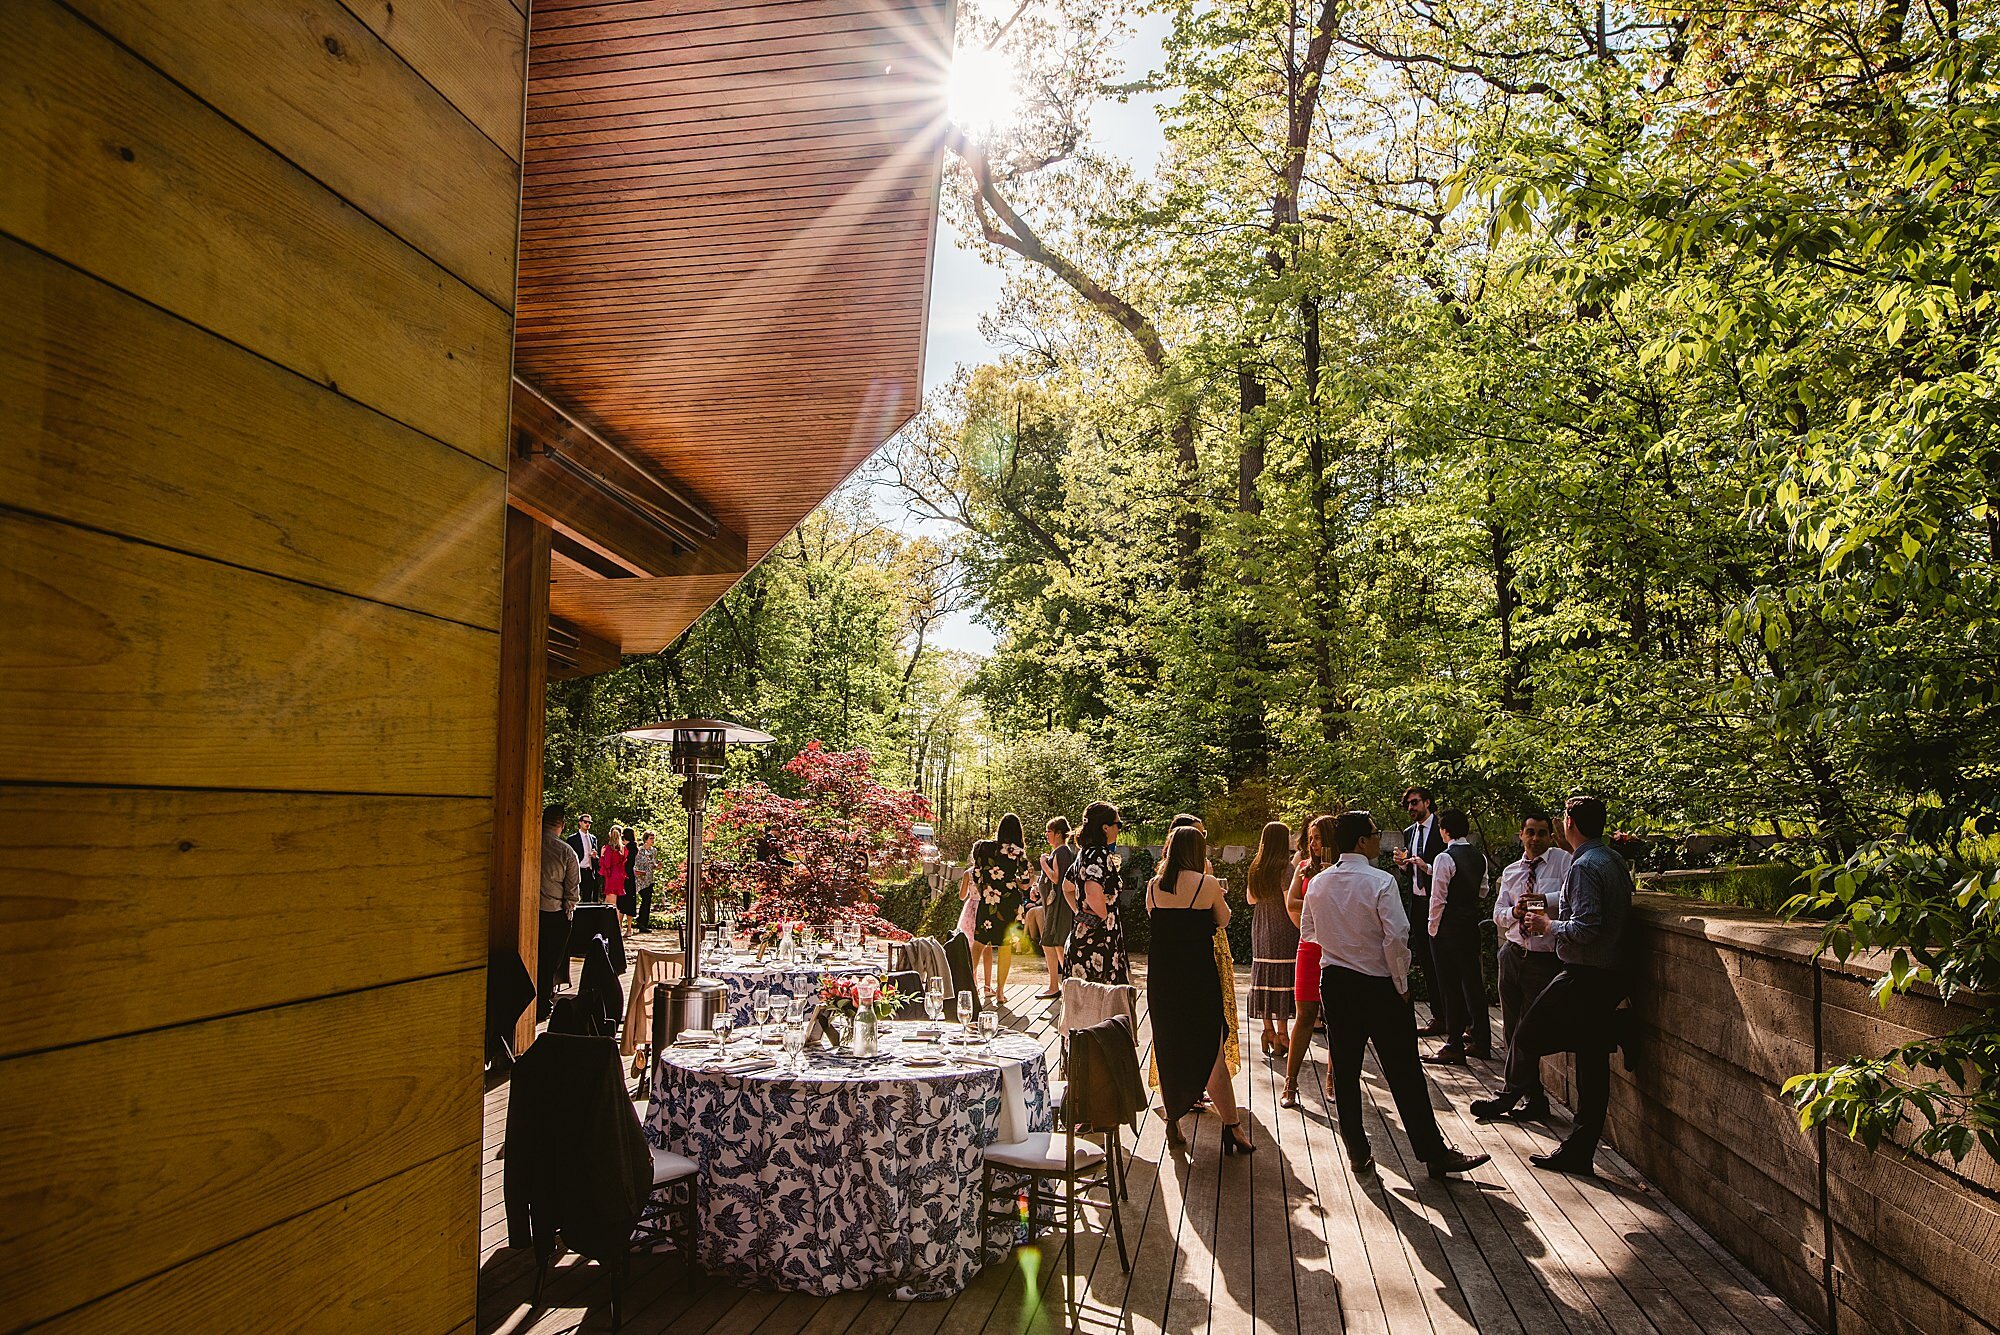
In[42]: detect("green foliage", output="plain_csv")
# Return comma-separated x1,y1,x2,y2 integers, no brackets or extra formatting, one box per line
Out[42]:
987,730,1110,834
900,0,2000,1161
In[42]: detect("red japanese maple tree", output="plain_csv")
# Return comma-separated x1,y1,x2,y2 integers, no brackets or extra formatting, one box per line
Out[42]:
701,744,928,940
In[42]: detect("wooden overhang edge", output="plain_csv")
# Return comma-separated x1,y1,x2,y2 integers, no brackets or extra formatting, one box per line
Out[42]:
506,376,748,584
547,614,620,681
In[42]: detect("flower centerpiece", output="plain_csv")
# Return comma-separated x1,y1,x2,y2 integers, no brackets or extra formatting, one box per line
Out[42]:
817,974,903,1023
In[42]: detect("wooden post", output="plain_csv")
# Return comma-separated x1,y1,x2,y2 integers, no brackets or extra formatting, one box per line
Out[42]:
491,507,551,1055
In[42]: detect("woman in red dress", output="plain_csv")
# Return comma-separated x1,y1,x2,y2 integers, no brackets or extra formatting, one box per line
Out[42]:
599,824,630,924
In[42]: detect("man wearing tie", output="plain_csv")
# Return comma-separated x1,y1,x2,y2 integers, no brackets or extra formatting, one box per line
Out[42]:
1393,786,1446,1036
1490,809,1572,1062
566,814,601,904
1472,795,1634,1177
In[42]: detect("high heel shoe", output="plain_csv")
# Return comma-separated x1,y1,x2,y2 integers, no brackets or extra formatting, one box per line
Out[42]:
1221,1122,1256,1155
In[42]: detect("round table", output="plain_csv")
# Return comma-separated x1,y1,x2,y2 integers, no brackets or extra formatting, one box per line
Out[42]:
699,954,884,1027
645,1026,1052,1299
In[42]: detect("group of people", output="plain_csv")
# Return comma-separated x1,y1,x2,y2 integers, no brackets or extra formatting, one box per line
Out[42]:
1233,789,1634,1180
962,787,1635,1180
956,802,1133,1002
559,811,661,932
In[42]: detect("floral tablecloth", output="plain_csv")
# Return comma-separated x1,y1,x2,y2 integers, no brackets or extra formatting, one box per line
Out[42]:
646,1027,1052,1299
698,954,883,1027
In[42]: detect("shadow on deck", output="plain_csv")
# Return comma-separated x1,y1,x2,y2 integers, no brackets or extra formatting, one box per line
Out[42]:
477,964,1810,1335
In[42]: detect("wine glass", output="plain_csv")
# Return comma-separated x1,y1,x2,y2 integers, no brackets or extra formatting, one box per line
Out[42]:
979,1010,1000,1055
924,979,944,1025
714,1011,734,1055
957,989,975,1037
782,1022,806,1072
752,987,771,1030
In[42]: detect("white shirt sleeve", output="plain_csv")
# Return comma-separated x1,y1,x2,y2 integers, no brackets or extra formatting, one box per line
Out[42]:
1378,873,1412,992
1428,849,1454,936
1493,863,1520,939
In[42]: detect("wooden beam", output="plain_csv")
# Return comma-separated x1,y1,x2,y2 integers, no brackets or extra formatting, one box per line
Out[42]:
507,377,748,579
548,613,620,680
490,508,550,1057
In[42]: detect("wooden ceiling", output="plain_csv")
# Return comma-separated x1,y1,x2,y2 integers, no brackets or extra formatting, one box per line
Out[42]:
514,0,953,655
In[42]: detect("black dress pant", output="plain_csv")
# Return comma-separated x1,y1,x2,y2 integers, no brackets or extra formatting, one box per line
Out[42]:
535,909,570,1021
1504,963,1623,1153
1496,941,1561,1050
636,884,655,932
1406,897,1438,1024
1431,918,1490,1053
1322,964,1449,1164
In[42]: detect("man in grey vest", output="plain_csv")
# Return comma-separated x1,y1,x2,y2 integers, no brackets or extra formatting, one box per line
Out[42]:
1472,794,1633,1176
1420,808,1490,1064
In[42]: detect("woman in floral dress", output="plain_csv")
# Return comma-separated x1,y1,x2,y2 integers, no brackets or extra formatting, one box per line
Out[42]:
966,812,1030,1004
1062,802,1130,985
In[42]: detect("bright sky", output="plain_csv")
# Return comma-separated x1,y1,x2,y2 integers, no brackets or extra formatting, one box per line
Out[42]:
905,12,1173,657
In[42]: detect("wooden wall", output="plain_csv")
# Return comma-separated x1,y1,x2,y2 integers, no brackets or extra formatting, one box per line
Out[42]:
0,0,527,1328
1541,894,2000,1334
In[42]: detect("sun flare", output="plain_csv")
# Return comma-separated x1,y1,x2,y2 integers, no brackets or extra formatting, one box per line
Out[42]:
946,44,1022,134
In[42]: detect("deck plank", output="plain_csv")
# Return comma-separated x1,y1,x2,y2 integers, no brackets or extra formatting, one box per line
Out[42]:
479,962,1805,1335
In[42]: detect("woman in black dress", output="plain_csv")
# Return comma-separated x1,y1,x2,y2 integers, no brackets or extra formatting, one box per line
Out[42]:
1033,816,1077,997
1063,802,1130,984
967,812,1030,1004
1148,824,1251,1159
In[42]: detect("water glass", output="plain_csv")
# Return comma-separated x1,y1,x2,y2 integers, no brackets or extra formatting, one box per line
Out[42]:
980,1010,1000,1055
957,989,975,1036
924,982,943,1025
714,1012,734,1053
782,1024,805,1072
752,987,771,1029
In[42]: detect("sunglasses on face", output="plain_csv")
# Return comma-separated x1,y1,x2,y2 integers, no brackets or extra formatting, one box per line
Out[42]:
1403,798,1423,808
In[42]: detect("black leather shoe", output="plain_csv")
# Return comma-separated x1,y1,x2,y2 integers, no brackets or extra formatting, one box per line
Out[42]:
1502,1097,1552,1123
1350,1152,1376,1175
1427,1148,1491,1179
1423,1047,1467,1066
1469,1092,1520,1120
1466,1046,1494,1061
1531,1148,1597,1177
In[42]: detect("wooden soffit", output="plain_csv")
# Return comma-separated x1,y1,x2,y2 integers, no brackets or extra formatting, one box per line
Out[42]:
514,0,954,657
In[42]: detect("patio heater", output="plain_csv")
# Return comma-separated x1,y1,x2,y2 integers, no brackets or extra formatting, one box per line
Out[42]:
619,718,775,1044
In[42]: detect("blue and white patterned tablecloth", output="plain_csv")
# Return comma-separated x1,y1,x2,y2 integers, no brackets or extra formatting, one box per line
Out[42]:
698,955,883,1027
646,1027,1053,1299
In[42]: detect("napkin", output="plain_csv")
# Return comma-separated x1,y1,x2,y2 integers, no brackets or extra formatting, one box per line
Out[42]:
710,1055,775,1075
673,1031,717,1046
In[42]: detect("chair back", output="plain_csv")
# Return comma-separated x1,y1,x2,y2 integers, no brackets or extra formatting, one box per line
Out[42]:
549,994,604,1036
882,970,928,1019
1058,977,1135,1035
942,932,979,1020
1065,1015,1147,1130
502,1032,652,1263
578,934,625,1035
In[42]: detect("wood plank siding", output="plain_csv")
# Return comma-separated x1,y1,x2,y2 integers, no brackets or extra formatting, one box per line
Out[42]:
0,1,527,1330
515,0,954,654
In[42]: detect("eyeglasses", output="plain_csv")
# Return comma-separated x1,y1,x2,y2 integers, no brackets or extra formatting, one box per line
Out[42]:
1402,797,1423,808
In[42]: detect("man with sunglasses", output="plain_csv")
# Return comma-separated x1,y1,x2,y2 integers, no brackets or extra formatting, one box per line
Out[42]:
566,814,601,904
1393,786,1447,1036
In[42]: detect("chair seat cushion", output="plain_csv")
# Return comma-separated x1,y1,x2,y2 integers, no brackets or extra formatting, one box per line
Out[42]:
650,1145,698,1185
984,1131,1105,1172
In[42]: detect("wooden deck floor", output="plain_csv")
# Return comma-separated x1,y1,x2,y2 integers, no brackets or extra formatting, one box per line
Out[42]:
478,964,1810,1335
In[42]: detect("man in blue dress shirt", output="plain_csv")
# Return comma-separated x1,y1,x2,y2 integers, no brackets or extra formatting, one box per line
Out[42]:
1470,794,1633,1176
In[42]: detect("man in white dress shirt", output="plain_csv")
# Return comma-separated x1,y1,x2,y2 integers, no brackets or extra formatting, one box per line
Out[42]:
1490,810,1573,1072
1301,811,1490,1180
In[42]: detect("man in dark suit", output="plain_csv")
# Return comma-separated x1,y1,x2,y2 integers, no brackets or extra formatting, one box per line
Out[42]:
1394,785,1447,1036
567,814,601,904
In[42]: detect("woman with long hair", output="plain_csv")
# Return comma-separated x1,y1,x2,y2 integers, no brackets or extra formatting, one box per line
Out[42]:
967,812,1031,1004
1281,813,1340,1109
1062,801,1129,984
1246,820,1299,1058
1033,816,1076,997
1148,824,1251,1158
599,824,630,924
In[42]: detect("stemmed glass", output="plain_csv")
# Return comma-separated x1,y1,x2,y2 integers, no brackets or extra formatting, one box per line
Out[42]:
924,979,944,1025
782,1022,806,1072
714,1010,734,1055
979,1010,1000,1056
752,987,771,1031
957,990,975,1038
